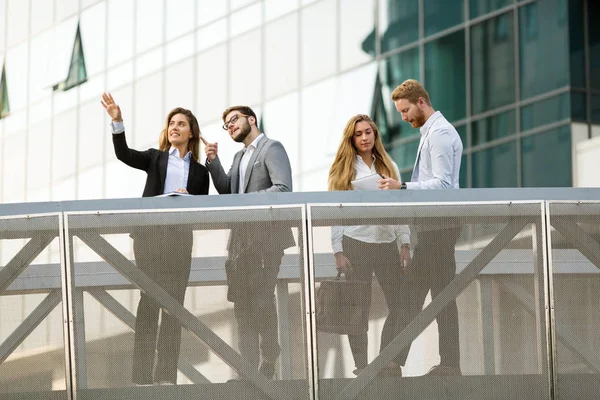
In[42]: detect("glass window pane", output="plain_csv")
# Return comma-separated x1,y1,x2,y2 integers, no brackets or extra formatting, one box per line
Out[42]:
104,84,133,157
472,110,516,146
569,0,586,88
521,93,570,131
472,141,517,188
339,0,375,71
27,127,51,201
380,47,420,141
80,2,106,76
165,57,194,112
134,74,163,148
424,0,463,37
230,29,262,105
379,0,418,53
137,0,163,54
265,13,298,99
135,47,162,79
459,154,467,188
425,30,466,122
6,0,29,47
52,110,77,181
301,0,336,85
78,99,104,171
471,12,515,114
197,0,227,26
571,91,586,122
3,131,26,202
196,45,227,125
589,0,600,90
56,0,78,21
166,33,194,65
456,123,467,149
521,125,572,187
31,0,54,36
230,2,262,37
230,0,255,10
107,0,133,67
470,0,511,19
592,94,600,124
6,42,28,110
265,0,298,21
166,0,194,40
196,18,227,52
519,0,569,99
390,138,419,170
78,166,104,200
0,0,5,54
263,92,299,176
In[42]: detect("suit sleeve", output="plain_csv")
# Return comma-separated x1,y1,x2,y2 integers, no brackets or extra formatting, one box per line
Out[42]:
206,156,232,194
259,140,293,193
112,132,153,171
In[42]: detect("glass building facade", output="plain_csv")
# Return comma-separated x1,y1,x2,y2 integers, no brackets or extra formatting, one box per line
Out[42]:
0,0,598,204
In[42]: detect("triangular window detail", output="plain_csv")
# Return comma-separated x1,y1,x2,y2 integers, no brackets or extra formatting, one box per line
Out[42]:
53,23,87,91
0,62,9,119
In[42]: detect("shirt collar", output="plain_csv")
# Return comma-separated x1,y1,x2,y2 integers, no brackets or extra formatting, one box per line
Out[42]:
246,132,265,150
420,110,442,136
355,154,376,168
169,147,192,160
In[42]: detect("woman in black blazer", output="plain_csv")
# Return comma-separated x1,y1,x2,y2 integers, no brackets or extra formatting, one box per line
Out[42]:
101,92,209,385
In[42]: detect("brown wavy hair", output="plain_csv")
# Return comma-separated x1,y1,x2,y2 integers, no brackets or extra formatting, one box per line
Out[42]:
158,107,201,161
328,114,399,191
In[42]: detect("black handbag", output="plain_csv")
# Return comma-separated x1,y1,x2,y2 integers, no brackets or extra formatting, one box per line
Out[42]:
316,272,370,335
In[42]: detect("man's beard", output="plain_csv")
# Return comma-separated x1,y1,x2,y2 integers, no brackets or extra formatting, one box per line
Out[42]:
233,122,251,143
413,109,426,128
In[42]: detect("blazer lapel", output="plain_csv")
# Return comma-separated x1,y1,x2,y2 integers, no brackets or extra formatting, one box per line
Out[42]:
158,151,169,194
242,137,268,193
186,158,197,190
231,150,244,193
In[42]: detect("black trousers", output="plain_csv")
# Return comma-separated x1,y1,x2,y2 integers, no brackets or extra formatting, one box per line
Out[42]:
410,227,462,369
229,249,284,368
131,230,192,384
343,236,412,370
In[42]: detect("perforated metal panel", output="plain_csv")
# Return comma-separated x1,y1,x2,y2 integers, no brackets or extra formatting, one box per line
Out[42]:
64,205,310,400
0,213,68,400
308,202,551,400
547,201,600,400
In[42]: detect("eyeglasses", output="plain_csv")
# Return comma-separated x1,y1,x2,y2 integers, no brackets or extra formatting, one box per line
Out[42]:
222,114,249,130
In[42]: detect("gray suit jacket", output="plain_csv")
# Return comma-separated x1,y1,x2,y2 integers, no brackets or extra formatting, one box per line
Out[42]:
206,135,295,254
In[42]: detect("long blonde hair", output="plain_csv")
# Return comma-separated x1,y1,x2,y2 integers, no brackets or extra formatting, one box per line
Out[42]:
158,107,201,161
328,114,399,191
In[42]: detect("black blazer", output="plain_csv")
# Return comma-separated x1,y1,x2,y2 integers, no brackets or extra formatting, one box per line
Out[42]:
113,132,210,197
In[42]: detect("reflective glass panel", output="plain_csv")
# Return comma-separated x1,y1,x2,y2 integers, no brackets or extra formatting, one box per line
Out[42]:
472,110,516,146
265,13,298,99
389,138,419,170
80,2,106,76
521,93,570,131
425,30,466,122
590,0,600,90
592,94,600,124
230,29,262,105
197,0,227,26
521,125,572,187
571,91,586,122
3,131,26,202
31,0,54,36
6,0,29,47
301,0,337,85
107,0,133,67
472,141,517,188
339,0,375,71
6,42,28,110
471,12,515,114
265,0,298,21
424,0,463,37
196,45,227,125
55,0,78,21
165,58,194,112
379,0,418,53
137,0,163,54
569,0,585,88
380,47,420,141
519,0,569,99
166,0,194,40
470,0,511,18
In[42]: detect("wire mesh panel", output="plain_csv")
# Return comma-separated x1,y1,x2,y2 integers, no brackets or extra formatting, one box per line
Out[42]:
0,213,68,400
64,205,310,400
308,202,550,400
547,202,600,399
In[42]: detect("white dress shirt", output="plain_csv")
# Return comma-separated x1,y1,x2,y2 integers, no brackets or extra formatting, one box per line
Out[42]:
407,111,463,190
331,155,411,254
110,121,191,194
238,133,264,194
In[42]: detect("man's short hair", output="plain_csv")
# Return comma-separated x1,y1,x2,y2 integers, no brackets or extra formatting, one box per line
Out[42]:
391,79,431,106
222,105,258,126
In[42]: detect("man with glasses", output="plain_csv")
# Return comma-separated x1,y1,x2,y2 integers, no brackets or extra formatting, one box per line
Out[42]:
202,106,294,380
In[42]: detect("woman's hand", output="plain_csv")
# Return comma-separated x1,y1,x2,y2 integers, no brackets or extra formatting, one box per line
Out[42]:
175,188,189,194
399,244,411,273
378,175,402,190
334,252,352,274
100,92,123,122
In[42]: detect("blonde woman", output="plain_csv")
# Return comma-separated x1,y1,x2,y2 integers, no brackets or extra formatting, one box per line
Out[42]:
328,114,412,377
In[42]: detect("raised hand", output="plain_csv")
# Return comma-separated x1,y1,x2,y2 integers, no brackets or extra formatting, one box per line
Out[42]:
200,136,218,161
100,92,123,122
